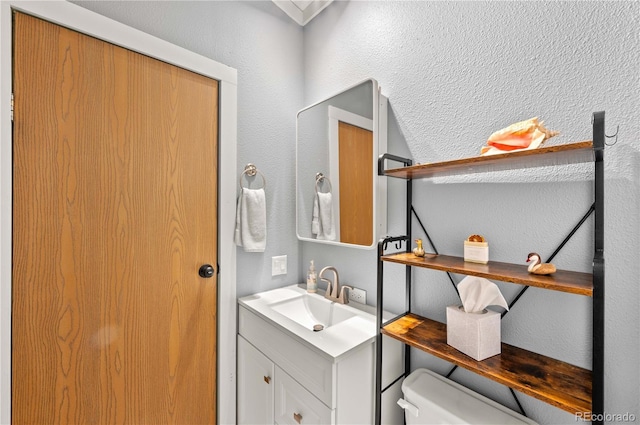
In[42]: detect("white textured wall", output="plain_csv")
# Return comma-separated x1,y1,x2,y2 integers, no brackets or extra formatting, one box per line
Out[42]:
303,1,639,424
72,0,305,300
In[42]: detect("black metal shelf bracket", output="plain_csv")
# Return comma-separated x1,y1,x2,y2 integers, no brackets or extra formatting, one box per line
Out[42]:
375,235,410,425
592,111,605,425
378,153,412,176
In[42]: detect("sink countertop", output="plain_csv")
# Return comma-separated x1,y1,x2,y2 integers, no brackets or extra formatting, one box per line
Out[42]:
238,284,378,360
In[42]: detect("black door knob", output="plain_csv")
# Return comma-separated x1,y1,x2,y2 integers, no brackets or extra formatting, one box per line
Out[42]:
199,264,215,278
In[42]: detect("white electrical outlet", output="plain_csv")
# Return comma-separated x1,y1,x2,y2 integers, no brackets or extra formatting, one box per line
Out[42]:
271,255,287,276
348,287,366,304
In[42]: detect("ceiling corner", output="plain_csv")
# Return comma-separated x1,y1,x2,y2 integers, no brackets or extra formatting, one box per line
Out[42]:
273,0,334,26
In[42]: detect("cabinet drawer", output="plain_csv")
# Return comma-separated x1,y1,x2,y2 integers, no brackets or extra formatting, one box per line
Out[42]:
239,306,334,406
275,366,333,425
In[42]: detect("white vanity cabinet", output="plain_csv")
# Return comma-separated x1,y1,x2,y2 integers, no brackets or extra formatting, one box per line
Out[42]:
238,335,332,425
238,292,403,425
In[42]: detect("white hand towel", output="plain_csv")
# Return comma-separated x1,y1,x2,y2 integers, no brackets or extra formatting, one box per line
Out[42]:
312,192,335,241
234,188,266,252
311,196,320,236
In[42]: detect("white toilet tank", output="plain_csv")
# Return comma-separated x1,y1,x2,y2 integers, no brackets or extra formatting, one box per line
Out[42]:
398,368,538,425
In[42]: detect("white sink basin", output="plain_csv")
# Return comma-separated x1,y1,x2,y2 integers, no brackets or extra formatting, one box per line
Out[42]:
268,293,356,331
238,285,379,359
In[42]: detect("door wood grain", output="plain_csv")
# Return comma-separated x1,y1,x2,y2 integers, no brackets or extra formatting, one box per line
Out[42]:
12,12,218,424
338,122,373,246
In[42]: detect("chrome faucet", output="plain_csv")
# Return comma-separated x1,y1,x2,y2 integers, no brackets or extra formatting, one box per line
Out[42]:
318,266,352,304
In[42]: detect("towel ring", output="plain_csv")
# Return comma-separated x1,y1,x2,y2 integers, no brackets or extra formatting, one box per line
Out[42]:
240,163,266,189
315,173,332,194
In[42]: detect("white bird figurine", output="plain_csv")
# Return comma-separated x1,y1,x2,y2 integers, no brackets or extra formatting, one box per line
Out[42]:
413,239,425,257
526,252,556,275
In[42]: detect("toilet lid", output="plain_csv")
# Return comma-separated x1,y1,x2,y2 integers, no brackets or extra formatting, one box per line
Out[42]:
401,368,538,425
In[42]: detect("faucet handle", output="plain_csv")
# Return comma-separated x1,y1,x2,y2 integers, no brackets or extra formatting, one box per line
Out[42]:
339,285,353,304
320,277,333,299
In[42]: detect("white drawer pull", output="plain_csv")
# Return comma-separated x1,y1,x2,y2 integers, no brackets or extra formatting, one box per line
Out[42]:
293,412,302,423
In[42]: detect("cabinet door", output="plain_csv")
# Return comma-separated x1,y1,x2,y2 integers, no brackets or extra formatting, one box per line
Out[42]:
238,336,275,425
275,366,332,425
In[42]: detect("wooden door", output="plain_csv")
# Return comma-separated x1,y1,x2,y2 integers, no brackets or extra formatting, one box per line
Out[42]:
338,121,373,246
12,12,218,424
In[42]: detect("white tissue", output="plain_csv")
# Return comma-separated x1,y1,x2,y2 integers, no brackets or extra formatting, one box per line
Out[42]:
458,276,509,313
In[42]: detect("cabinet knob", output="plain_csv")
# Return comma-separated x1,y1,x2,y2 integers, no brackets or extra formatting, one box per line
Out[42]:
293,412,302,424
263,375,271,384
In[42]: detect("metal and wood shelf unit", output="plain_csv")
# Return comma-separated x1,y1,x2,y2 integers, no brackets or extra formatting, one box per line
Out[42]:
374,112,605,424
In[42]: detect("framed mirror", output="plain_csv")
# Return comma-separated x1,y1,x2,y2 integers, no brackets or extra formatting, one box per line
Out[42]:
296,78,387,249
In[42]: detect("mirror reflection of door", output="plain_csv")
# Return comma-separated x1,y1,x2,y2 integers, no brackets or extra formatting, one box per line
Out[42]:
338,122,373,245
328,106,374,245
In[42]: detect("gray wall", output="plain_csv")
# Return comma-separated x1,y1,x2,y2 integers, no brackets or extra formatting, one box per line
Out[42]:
72,1,640,423
302,1,639,424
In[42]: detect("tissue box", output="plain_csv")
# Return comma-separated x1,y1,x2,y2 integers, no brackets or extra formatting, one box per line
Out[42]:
446,305,501,361
464,240,489,264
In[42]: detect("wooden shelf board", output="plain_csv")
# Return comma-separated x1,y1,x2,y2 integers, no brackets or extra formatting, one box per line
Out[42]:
382,314,592,414
383,141,594,179
382,252,593,296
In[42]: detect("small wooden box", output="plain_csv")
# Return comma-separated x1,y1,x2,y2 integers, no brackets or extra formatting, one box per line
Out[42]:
464,240,489,264
446,305,501,361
